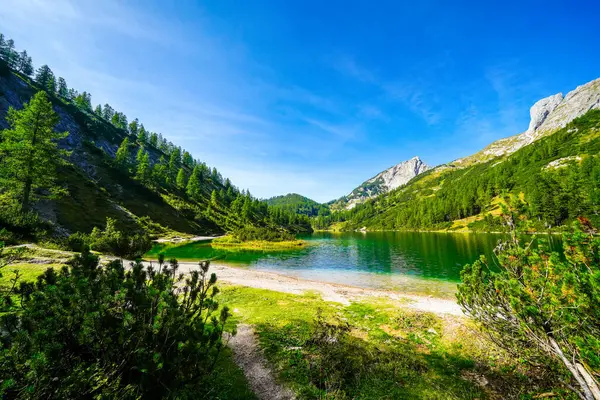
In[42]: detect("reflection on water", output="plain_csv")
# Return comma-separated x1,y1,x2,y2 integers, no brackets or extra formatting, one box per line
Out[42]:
148,232,563,297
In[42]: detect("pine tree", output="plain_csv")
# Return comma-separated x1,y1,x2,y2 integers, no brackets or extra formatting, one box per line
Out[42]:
136,152,151,184
94,104,103,116
102,104,114,121
35,65,56,94
0,91,69,212
182,151,193,168
57,77,69,99
128,118,139,137
149,132,158,148
152,156,168,187
168,148,181,184
176,168,187,189
186,166,202,199
138,124,147,144
136,146,145,165
2,39,17,69
114,137,130,170
17,51,34,76
74,92,92,111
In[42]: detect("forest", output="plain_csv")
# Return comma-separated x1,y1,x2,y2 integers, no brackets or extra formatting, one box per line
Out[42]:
0,33,311,248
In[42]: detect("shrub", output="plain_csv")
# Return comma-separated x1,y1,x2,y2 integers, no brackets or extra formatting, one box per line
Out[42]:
457,219,600,399
89,217,152,259
233,226,295,242
0,251,231,399
65,231,90,252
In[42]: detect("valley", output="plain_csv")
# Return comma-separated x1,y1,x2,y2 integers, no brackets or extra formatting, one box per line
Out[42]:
1,24,600,400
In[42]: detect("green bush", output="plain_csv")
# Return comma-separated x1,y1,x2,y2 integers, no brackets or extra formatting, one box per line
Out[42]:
65,231,90,252
457,219,600,399
0,251,231,399
233,226,295,242
88,217,152,258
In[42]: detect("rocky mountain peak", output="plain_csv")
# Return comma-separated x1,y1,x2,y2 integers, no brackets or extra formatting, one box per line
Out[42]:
332,157,430,210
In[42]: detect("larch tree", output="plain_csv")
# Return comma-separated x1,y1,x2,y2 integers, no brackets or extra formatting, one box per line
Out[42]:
0,91,69,213
94,104,103,116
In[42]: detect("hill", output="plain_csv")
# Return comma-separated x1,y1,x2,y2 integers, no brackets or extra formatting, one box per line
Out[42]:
330,156,430,210
0,34,311,241
265,193,329,217
327,78,600,232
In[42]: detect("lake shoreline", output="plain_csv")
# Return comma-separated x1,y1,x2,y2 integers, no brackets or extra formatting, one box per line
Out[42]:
163,261,464,316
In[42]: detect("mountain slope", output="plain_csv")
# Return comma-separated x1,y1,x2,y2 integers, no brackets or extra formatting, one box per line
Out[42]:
331,156,430,210
453,77,600,167
0,58,311,238
336,77,600,232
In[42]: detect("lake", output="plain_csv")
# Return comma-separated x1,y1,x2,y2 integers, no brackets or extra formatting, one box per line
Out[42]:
147,232,563,298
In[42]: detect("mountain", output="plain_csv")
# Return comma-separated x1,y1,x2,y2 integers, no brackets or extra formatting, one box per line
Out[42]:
334,77,600,232
266,193,329,217
452,78,600,167
331,156,430,210
0,47,311,239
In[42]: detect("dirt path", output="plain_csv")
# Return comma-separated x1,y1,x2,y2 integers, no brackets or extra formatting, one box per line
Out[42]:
227,324,296,400
171,262,464,316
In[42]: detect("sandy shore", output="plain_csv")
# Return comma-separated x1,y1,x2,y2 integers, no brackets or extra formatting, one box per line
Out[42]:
170,261,463,316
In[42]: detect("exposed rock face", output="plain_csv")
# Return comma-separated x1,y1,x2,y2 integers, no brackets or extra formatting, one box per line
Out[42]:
527,93,563,133
454,77,600,166
335,157,430,209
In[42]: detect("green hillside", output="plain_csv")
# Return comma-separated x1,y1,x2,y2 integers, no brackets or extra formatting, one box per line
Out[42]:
327,110,600,232
266,193,330,217
0,35,311,242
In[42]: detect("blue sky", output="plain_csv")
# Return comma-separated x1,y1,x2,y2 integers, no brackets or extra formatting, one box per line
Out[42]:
2,0,599,202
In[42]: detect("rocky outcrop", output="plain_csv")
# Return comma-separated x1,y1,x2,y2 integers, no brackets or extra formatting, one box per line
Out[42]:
454,77,600,167
333,156,430,209
527,93,564,133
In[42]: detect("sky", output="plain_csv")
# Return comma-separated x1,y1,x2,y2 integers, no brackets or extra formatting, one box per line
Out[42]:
2,0,599,202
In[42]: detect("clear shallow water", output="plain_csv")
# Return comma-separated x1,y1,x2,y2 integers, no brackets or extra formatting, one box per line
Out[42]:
147,232,563,297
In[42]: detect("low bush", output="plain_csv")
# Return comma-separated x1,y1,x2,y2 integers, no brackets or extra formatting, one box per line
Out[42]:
0,251,231,399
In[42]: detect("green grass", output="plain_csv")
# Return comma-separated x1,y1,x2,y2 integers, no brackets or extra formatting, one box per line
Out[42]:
212,236,308,251
217,284,570,399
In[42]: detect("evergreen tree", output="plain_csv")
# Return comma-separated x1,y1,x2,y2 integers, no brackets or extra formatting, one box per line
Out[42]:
182,151,194,168
17,50,33,76
138,124,147,144
114,137,130,170
74,92,92,111
128,118,139,137
1,38,17,69
102,104,115,121
0,34,5,56
94,104,103,116
136,146,145,165
152,156,168,187
186,166,202,198
136,151,151,184
57,77,69,99
149,132,158,148
168,148,181,184
35,65,56,94
0,91,68,212
176,168,187,189
68,88,79,101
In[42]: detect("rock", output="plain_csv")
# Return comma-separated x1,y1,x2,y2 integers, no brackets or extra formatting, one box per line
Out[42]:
334,156,430,209
527,93,564,134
